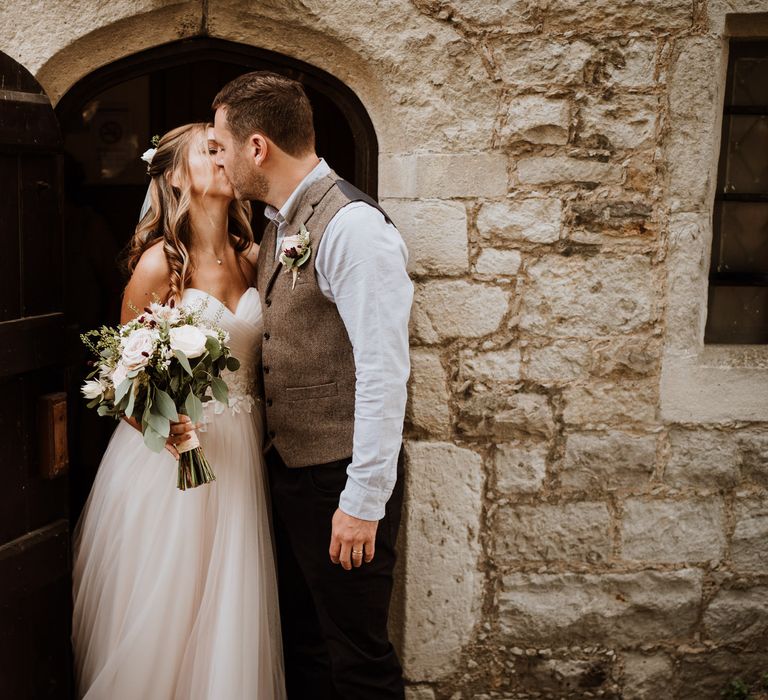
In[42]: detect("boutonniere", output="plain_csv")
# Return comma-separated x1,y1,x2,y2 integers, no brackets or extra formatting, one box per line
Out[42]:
279,223,312,290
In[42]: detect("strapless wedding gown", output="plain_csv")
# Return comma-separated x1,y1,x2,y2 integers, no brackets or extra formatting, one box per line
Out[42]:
72,287,286,700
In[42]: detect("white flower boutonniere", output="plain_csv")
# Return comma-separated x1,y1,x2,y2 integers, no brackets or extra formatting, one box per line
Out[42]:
279,223,312,290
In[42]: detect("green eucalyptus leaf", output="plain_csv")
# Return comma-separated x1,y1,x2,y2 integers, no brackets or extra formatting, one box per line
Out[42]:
146,405,170,438
211,377,229,404
205,336,222,361
114,378,132,404
184,391,203,423
143,425,167,453
125,381,136,419
154,388,179,421
174,349,193,376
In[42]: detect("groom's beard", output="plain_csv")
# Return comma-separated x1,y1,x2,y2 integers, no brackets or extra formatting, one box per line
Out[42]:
234,165,269,203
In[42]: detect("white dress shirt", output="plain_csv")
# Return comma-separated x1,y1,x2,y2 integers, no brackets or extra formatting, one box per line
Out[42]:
264,159,413,521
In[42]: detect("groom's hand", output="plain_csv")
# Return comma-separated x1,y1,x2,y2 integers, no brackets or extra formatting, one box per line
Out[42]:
329,508,378,571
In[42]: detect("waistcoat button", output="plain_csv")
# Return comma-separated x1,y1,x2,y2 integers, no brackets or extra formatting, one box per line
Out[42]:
263,332,270,340
265,298,272,307
266,399,273,407
263,366,270,374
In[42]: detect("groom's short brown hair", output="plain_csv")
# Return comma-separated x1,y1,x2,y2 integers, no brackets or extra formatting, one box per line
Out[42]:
212,71,315,156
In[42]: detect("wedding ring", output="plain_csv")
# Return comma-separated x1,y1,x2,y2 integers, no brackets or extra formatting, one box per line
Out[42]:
352,549,363,556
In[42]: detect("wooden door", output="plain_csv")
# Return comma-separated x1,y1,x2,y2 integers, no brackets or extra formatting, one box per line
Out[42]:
0,52,72,697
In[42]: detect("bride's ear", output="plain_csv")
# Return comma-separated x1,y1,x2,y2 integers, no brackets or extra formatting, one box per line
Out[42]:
166,167,182,190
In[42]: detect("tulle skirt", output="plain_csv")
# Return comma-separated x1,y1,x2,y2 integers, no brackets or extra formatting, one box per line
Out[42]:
72,406,286,699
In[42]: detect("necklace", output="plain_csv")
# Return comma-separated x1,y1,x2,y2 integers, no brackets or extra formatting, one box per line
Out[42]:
197,249,225,265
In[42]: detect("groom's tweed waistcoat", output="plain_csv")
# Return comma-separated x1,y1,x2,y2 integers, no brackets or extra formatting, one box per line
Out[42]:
256,170,392,468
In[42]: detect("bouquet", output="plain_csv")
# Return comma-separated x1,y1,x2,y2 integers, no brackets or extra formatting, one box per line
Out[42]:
80,297,240,490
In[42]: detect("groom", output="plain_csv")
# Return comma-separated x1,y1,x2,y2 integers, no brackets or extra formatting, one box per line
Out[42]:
211,72,413,699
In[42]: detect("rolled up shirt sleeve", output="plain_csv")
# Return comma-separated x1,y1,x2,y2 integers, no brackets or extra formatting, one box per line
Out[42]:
315,201,413,521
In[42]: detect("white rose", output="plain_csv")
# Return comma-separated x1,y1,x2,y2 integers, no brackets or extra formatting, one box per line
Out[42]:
81,379,106,400
112,362,128,388
141,147,156,165
169,325,208,358
149,301,181,325
121,328,157,370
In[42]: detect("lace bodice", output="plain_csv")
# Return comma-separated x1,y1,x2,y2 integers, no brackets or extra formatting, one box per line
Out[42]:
180,287,263,425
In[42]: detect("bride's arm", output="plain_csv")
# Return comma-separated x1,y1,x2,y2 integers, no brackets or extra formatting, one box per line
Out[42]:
119,241,194,457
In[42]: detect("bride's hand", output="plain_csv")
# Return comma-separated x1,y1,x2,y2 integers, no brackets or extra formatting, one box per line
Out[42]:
122,414,199,459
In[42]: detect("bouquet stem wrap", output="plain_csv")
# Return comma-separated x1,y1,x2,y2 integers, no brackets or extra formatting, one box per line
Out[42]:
175,425,215,490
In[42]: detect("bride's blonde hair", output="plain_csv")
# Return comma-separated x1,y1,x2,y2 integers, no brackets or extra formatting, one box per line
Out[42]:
125,122,253,302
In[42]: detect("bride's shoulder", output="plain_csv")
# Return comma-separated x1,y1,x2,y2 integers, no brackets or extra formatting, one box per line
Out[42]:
122,241,171,318
134,240,171,280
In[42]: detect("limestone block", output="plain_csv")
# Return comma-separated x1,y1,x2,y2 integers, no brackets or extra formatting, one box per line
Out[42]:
607,40,659,89
561,431,656,491
516,156,623,186
499,569,703,644
494,441,548,493
578,94,658,150
405,687,435,700
410,280,509,343
442,1,538,30
737,428,768,487
385,200,468,276
678,650,768,700
621,653,675,700
665,428,741,489
666,37,725,211
496,393,556,440
459,347,522,386
380,153,508,199
458,391,556,440
477,198,562,244
498,38,594,85
520,254,654,337
523,340,591,384
620,498,726,563
703,587,768,645
541,0,693,31
407,349,450,436
732,496,768,572
569,198,655,239
402,441,484,680
503,95,570,145
562,380,657,426
663,213,710,352
473,248,522,277
495,501,612,563
591,336,660,377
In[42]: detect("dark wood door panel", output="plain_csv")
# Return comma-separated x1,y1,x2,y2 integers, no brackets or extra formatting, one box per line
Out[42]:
0,520,71,698
21,155,63,317
0,154,20,322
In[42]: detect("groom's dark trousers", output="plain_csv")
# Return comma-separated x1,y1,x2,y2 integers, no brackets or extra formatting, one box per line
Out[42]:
266,445,406,700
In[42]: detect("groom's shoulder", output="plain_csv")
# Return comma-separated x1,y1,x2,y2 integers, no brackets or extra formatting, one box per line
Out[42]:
333,178,393,226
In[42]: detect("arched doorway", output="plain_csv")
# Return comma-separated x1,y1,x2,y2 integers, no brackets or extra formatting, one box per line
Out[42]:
57,37,379,519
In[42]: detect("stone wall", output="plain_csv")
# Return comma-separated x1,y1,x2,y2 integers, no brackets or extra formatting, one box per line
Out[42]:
2,1,767,698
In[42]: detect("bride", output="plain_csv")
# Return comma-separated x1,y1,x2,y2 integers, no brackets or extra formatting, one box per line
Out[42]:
72,123,286,699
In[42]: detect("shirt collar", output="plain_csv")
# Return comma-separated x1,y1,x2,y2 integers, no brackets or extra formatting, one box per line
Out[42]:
263,158,331,224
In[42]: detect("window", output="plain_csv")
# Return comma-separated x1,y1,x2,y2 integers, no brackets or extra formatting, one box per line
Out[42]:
706,40,768,344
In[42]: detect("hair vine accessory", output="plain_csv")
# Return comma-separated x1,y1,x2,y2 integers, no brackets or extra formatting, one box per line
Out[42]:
140,135,160,173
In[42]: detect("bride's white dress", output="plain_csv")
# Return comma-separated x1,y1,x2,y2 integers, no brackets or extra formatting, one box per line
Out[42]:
72,287,286,700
